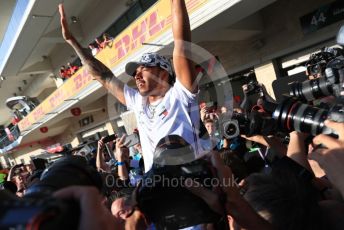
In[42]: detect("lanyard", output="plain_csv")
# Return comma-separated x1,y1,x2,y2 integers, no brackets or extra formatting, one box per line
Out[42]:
257,147,269,162
249,147,270,169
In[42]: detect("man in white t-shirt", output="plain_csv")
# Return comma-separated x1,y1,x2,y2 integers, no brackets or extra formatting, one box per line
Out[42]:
123,52,201,171
59,0,201,172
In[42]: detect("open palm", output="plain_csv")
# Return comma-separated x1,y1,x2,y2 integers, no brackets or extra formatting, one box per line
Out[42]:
59,4,74,44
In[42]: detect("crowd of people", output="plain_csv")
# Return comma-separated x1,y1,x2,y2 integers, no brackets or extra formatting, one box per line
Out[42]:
89,33,114,56
1,0,344,229
59,62,80,80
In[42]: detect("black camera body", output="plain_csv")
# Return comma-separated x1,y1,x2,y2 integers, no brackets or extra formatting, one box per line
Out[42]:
220,110,277,139
137,158,223,229
246,80,263,96
221,112,250,139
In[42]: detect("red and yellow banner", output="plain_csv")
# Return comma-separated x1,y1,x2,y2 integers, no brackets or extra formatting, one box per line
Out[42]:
18,0,208,132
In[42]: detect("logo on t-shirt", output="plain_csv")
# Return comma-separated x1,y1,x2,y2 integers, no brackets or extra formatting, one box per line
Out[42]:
158,106,168,119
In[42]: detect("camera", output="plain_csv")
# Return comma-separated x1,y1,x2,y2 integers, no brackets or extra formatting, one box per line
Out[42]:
0,156,102,229
103,134,117,143
240,80,266,113
272,97,344,136
221,112,249,139
222,96,344,139
245,80,264,96
136,135,226,230
220,109,277,139
289,49,344,101
103,133,140,147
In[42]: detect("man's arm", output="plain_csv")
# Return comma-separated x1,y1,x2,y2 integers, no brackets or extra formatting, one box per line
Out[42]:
171,0,197,93
287,131,312,172
58,4,126,105
96,138,111,172
115,136,129,180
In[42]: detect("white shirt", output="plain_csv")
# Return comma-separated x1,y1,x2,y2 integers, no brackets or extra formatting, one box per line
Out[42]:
124,79,203,172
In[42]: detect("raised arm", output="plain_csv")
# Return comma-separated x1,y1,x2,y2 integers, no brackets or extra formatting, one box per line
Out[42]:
96,138,111,173
58,4,126,105
171,0,197,93
287,131,312,172
115,136,129,180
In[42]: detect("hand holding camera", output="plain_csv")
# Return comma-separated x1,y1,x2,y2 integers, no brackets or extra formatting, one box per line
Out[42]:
114,135,129,162
97,137,106,151
310,120,344,198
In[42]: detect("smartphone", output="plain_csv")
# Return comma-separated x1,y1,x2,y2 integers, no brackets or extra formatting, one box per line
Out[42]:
103,134,117,143
122,133,140,147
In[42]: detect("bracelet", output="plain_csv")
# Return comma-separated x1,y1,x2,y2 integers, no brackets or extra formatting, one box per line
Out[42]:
116,161,125,166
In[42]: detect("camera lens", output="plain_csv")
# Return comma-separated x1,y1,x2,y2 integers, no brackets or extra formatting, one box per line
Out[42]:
289,78,333,101
273,98,328,135
223,120,239,139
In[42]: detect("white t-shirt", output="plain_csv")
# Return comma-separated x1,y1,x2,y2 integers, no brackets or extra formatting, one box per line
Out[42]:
124,79,203,172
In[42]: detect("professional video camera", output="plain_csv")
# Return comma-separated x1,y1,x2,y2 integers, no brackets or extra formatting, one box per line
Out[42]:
289,47,344,102
136,135,227,230
0,156,102,229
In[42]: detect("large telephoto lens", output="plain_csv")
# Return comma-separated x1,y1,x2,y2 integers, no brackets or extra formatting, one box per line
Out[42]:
272,98,328,135
289,77,333,102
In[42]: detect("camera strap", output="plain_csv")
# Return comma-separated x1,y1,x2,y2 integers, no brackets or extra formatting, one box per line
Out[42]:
257,147,269,161
250,147,270,171
258,147,272,174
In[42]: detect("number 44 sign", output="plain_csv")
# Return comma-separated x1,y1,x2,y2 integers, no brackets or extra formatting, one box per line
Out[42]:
300,0,344,35
311,12,327,26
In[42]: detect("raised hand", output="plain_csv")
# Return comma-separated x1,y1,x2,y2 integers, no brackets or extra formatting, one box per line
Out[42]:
310,120,344,197
58,4,74,44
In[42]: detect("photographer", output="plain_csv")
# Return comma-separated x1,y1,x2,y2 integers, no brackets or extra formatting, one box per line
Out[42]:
200,119,221,151
200,102,219,122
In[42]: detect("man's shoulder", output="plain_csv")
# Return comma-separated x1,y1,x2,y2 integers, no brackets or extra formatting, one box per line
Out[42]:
169,79,198,100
